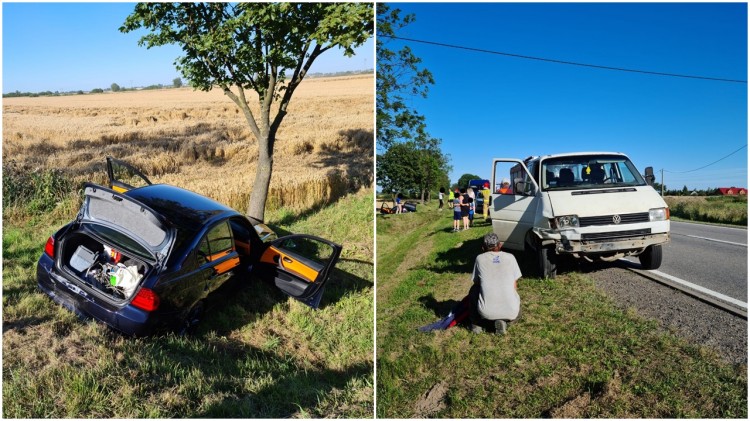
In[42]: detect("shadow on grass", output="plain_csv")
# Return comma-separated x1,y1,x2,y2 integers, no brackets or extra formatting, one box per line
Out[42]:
135,333,372,418
417,293,460,318
430,237,484,275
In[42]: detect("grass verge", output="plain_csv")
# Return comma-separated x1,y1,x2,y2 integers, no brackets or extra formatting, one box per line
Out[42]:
3,190,374,418
376,209,747,418
665,195,747,226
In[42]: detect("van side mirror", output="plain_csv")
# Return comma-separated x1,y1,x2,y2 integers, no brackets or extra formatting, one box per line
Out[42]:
644,167,655,186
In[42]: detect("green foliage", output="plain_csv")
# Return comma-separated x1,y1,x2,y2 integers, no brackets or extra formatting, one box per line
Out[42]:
2,161,76,213
90,88,104,94
172,77,183,88
376,4,434,150
377,138,450,199
110,83,121,92
665,196,747,225
456,173,481,189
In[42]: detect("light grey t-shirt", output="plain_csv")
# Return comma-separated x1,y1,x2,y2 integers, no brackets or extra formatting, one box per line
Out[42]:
472,251,522,320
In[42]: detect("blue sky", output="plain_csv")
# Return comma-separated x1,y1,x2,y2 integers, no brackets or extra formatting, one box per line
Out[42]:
2,2,374,93
382,2,747,191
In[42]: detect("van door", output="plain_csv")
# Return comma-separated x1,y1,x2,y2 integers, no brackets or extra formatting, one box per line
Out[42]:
490,159,540,250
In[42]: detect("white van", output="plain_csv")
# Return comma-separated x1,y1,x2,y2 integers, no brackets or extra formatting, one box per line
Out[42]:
490,152,670,278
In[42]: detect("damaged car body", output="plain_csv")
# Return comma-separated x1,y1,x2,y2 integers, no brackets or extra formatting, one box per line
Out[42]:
37,157,342,336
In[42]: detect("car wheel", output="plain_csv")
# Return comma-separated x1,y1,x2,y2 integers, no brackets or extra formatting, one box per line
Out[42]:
537,244,557,279
638,245,662,270
180,301,205,336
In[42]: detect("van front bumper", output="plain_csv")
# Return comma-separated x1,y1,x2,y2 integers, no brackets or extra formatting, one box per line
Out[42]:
535,223,670,256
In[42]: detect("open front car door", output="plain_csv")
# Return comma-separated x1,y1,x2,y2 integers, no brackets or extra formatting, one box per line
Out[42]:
107,156,152,193
258,235,342,309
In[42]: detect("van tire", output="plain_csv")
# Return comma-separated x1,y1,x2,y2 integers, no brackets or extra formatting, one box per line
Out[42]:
537,244,557,279
639,245,662,270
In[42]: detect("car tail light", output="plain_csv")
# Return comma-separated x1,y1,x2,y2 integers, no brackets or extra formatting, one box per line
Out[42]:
44,236,55,258
131,287,160,312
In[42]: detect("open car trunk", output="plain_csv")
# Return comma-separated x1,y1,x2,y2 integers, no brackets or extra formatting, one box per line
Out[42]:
59,229,153,302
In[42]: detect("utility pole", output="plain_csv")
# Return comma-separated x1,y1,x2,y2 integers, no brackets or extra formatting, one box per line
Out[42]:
661,168,664,196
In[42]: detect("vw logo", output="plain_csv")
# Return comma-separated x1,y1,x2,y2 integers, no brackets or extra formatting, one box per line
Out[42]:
612,214,621,224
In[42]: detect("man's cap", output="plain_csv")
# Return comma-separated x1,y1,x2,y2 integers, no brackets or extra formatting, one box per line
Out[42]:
501,178,510,185
484,232,500,249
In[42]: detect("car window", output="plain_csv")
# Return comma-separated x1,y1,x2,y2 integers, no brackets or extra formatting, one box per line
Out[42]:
277,237,334,269
197,222,234,265
197,237,211,266
207,222,233,254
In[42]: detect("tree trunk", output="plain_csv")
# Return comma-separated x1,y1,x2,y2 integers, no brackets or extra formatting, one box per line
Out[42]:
247,133,273,221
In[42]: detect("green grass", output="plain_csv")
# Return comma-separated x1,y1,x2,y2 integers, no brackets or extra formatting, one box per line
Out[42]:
665,195,747,226
3,190,374,418
376,209,747,418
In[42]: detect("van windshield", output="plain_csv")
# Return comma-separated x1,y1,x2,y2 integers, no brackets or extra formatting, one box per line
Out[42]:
541,154,646,191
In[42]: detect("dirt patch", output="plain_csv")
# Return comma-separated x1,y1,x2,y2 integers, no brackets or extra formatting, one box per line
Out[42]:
550,392,591,418
413,381,449,417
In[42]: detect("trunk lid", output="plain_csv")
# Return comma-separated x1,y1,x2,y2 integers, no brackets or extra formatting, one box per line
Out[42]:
81,184,173,259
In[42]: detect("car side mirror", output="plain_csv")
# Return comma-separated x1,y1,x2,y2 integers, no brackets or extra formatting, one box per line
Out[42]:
644,166,655,186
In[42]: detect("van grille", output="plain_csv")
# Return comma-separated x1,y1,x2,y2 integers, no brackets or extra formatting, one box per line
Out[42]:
581,228,652,242
579,212,649,227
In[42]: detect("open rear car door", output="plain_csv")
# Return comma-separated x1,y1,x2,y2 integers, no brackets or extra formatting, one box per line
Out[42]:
107,156,152,193
258,235,342,309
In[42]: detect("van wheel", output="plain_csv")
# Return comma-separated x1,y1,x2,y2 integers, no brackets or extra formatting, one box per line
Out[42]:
180,301,205,336
537,244,557,279
639,245,662,270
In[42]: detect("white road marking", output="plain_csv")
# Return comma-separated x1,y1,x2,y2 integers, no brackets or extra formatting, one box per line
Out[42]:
648,268,748,310
674,233,747,247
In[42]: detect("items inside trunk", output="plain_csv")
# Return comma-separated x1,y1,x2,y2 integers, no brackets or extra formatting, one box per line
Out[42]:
63,233,150,300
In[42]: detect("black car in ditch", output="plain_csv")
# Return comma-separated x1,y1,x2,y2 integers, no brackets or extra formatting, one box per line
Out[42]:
37,158,342,336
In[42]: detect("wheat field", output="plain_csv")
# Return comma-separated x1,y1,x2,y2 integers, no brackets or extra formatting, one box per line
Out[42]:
2,74,374,213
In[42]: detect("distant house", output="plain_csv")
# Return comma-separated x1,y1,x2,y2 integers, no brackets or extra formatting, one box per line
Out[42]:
718,187,747,196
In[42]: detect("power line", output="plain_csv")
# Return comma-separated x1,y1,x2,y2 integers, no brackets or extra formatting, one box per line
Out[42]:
381,35,747,84
664,144,747,174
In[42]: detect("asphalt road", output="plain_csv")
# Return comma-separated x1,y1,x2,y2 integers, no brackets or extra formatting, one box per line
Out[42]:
625,220,748,303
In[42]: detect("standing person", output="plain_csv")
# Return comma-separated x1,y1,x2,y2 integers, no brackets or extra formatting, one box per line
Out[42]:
468,196,475,227
395,193,403,214
452,189,462,231
460,188,470,230
438,187,445,211
469,233,522,334
482,182,491,219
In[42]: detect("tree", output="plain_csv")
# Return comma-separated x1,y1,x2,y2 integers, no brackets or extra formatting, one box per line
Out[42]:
377,138,450,201
376,4,434,150
111,83,121,92
457,173,481,189
173,77,183,88
121,3,373,220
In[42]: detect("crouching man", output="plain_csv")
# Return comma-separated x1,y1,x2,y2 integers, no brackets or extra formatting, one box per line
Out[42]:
469,232,522,334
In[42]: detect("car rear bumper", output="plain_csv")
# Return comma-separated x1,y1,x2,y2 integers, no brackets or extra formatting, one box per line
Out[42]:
37,253,159,336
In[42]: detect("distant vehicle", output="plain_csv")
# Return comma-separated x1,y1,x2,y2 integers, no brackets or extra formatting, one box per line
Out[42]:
468,179,490,214
380,200,417,214
489,152,670,278
37,157,341,336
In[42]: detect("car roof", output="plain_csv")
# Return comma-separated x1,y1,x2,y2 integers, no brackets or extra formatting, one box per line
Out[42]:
124,184,241,232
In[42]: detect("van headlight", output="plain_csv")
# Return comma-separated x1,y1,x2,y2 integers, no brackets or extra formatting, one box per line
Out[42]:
552,215,579,229
649,207,669,221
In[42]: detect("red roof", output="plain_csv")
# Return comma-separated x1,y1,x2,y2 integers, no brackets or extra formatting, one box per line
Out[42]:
718,187,747,195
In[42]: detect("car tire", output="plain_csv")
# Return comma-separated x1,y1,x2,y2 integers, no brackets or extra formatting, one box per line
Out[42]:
180,300,205,336
537,244,557,279
639,245,662,270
